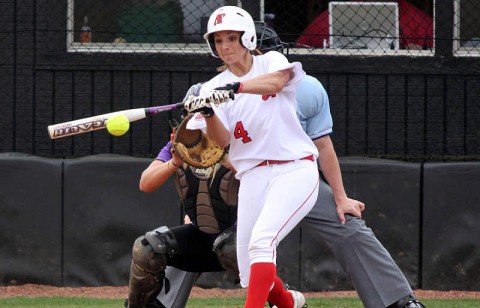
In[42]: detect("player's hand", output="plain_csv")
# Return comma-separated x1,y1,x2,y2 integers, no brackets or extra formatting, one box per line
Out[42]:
183,96,214,118
214,82,243,94
336,197,365,224
209,89,235,105
170,149,183,168
170,127,177,142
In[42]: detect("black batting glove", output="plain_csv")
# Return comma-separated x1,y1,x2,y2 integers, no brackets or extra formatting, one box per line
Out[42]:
214,82,243,94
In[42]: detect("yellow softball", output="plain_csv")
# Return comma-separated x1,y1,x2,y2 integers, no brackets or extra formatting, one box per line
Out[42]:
106,114,130,136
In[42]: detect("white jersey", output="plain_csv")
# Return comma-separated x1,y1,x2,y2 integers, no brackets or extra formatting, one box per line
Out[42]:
195,51,318,178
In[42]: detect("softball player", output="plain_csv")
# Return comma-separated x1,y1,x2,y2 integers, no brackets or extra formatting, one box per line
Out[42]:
185,6,318,308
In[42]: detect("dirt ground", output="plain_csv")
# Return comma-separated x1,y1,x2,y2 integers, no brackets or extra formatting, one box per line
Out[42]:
1,284,480,300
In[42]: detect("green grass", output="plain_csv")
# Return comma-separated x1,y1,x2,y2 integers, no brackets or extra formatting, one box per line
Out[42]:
1,297,479,307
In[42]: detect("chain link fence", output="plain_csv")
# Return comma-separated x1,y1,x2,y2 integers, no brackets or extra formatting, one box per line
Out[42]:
67,0,479,57
454,0,480,55
1,0,478,159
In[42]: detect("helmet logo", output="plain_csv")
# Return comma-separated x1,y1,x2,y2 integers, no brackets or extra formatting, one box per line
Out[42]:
214,13,226,26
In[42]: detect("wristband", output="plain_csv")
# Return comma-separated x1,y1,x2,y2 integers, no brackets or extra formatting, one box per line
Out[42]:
234,82,243,93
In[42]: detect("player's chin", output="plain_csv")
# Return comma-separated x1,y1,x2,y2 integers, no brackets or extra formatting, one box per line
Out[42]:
220,54,237,64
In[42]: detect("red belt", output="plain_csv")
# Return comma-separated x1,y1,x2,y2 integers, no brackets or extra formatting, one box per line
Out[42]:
256,155,315,167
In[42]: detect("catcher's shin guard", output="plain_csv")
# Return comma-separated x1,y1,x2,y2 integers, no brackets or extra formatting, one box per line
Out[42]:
127,227,178,307
127,260,165,307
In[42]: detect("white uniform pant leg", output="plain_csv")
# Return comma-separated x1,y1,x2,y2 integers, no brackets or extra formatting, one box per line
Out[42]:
237,160,319,287
236,166,269,288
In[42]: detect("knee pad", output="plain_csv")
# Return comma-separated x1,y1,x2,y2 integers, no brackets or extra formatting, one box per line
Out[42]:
132,226,179,274
213,227,239,275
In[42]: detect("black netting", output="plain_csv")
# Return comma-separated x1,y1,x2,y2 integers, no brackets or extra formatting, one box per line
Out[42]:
68,0,238,53
1,0,479,160
280,0,433,53
454,0,480,54
63,0,478,56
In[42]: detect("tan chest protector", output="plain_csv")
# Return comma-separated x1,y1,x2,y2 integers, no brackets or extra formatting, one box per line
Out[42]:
173,164,238,234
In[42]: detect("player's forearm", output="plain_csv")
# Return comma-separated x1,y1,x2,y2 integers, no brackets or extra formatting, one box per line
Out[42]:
318,153,348,200
315,138,348,202
139,160,178,192
241,70,291,95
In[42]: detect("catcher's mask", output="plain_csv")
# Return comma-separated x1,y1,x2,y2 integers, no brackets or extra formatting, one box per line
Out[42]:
172,114,225,169
254,21,288,54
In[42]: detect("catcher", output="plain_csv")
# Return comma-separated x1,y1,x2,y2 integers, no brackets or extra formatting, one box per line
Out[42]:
125,84,239,308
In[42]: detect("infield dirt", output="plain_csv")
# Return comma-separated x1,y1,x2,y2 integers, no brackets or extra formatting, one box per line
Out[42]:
1,284,480,300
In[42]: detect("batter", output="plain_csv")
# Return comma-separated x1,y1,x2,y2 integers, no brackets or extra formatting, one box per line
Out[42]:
184,5,318,308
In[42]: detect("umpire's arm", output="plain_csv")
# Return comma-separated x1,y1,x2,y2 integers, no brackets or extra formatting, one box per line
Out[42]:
314,135,365,224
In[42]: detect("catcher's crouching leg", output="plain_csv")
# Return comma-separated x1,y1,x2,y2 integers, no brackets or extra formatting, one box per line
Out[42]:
127,226,178,308
213,227,239,279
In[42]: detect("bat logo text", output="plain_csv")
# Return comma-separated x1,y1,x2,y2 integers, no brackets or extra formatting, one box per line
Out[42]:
53,119,107,137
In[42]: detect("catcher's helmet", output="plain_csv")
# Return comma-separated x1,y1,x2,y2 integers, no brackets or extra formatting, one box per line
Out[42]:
204,6,257,57
254,21,287,53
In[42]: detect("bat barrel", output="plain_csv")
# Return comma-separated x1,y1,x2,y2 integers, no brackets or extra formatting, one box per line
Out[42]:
48,103,183,139
48,115,113,139
47,109,145,139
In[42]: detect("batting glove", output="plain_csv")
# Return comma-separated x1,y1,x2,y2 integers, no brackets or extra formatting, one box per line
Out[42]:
214,82,243,94
209,89,235,105
183,96,214,118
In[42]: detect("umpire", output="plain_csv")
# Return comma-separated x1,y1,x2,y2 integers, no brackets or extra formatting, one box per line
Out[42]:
255,21,425,308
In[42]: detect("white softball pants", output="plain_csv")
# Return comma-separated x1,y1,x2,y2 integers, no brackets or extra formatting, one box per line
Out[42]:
236,159,319,287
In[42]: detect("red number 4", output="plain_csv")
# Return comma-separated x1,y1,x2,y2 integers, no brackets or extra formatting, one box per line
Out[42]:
234,121,252,143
